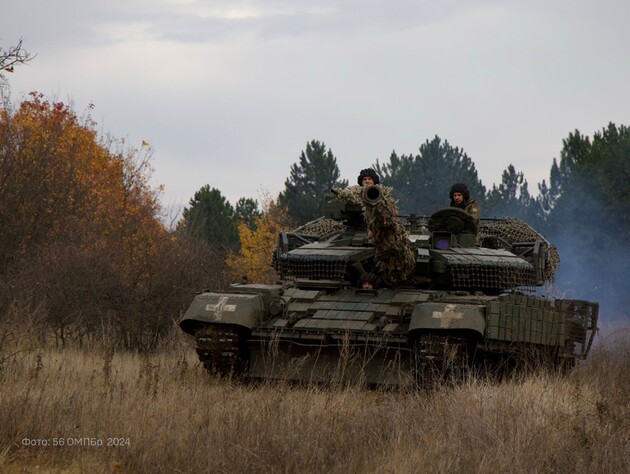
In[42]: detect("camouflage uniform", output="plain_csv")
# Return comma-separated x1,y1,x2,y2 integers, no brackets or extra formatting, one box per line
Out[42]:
461,199,481,224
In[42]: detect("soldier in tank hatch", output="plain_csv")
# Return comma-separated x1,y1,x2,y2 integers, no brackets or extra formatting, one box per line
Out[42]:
449,182,480,225
357,168,380,186
358,271,382,290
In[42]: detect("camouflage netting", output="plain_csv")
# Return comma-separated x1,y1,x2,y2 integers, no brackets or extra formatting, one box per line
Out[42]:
277,253,349,281
291,217,346,239
329,185,365,206
448,256,538,290
479,217,560,281
277,199,351,281
283,189,560,287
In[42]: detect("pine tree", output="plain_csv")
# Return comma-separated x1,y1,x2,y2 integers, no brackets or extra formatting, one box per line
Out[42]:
235,197,261,230
485,165,536,223
179,185,238,250
278,140,348,224
375,136,485,214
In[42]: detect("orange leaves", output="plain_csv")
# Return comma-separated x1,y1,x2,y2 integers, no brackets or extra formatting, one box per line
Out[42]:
0,92,218,350
226,197,292,284
0,92,164,277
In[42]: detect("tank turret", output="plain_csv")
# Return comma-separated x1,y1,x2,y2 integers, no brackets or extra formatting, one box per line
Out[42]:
180,185,598,386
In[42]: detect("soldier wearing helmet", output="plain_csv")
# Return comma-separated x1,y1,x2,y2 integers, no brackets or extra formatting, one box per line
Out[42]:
449,182,481,226
357,168,380,186
358,271,382,290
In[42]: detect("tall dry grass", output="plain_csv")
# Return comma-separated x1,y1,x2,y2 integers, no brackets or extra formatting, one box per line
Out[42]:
1,317,628,474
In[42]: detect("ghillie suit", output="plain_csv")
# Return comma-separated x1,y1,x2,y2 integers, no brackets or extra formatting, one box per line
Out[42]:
360,185,415,285
330,185,415,285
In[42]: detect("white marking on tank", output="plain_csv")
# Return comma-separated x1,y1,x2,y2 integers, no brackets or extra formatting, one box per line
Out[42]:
205,297,236,320
432,304,464,328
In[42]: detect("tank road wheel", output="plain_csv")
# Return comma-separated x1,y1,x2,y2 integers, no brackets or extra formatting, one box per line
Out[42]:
412,333,472,388
194,325,249,379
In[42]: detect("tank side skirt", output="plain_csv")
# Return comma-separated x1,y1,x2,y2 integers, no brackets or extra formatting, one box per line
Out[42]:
481,293,599,362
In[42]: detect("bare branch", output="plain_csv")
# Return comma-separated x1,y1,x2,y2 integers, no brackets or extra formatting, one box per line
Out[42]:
0,38,35,73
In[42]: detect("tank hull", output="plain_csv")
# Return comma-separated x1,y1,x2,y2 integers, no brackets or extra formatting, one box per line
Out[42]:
180,285,598,385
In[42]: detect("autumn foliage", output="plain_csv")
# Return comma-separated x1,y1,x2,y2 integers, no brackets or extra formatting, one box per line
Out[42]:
0,93,227,348
0,93,162,267
226,196,292,284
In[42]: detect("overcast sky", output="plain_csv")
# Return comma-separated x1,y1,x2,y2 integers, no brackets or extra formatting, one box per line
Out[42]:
3,0,630,218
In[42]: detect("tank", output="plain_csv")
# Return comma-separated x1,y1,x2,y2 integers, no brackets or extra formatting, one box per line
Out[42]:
179,185,598,386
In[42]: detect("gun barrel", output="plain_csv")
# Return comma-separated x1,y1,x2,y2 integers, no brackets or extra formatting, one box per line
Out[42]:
360,184,415,284
361,184,384,205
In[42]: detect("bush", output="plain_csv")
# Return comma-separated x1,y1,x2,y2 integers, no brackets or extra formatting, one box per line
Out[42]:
0,235,229,350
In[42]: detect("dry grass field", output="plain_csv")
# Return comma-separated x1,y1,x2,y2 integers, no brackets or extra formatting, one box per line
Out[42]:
1,316,629,474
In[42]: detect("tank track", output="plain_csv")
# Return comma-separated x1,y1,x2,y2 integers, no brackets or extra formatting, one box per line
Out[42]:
194,325,247,377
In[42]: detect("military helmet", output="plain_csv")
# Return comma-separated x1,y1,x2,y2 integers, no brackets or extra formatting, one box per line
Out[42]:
449,182,470,201
357,168,380,185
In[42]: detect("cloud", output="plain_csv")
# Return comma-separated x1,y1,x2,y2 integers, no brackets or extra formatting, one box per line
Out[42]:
4,0,504,49
3,0,630,214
